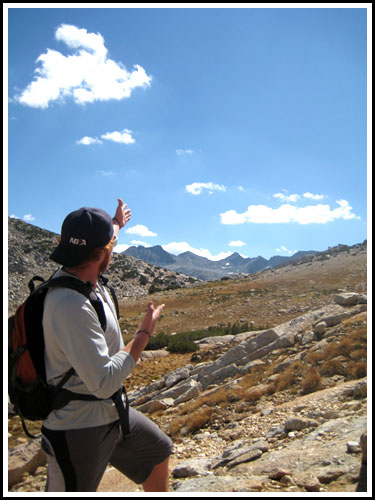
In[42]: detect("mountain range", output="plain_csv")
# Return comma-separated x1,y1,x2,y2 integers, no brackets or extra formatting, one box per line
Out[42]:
123,245,320,281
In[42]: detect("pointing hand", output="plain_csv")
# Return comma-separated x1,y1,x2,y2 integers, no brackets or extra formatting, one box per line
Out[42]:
114,198,131,228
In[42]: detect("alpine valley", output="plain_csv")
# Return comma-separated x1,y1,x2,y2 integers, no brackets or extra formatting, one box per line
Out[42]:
124,245,328,281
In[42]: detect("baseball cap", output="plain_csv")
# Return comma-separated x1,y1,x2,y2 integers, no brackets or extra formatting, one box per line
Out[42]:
50,207,114,267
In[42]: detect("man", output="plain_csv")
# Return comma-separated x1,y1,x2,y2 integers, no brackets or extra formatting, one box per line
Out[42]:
41,199,173,492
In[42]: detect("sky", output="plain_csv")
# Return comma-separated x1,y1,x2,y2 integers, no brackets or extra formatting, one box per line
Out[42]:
5,4,371,261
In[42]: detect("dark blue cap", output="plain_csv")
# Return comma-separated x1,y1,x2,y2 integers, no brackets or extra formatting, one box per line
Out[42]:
50,207,114,267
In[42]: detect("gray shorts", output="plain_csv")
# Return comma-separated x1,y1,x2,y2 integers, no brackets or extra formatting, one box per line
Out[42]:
41,407,173,492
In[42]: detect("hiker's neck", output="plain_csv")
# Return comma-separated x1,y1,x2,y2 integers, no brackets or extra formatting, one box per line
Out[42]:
63,250,110,288
63,264,101,288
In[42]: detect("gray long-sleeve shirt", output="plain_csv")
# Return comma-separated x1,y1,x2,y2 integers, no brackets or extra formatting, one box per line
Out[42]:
42,268,135,430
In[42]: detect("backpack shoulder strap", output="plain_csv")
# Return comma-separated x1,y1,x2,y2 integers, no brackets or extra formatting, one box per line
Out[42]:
28,276,45,293
39,276,107,332
99,274,120,320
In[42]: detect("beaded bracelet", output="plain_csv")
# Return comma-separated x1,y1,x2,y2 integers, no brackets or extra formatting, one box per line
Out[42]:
136,329,152,339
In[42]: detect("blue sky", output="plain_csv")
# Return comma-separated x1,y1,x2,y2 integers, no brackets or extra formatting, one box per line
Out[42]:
6,5,370,260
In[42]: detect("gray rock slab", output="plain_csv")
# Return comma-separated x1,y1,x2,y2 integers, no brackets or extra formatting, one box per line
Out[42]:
226,448,263,469
173,475,262,492
284,417,319,432
8,437,46,487
199,363,241,390
164,367,190,388
333,293,367,305
158,379,198,400
172,458,212,478
243,329,279,354
232,415,366,484
174,381,202,405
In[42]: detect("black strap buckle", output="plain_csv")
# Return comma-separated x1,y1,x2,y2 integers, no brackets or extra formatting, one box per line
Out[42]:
112,386,131,438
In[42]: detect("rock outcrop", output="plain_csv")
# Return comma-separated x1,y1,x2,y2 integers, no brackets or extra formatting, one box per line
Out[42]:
169,380,367,492
128,298,367,411
8,437,46,488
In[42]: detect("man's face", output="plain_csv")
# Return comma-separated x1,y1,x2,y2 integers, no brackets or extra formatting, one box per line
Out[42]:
99,247,112,274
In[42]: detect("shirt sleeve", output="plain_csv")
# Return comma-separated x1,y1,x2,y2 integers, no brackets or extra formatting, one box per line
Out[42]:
49,292,135,399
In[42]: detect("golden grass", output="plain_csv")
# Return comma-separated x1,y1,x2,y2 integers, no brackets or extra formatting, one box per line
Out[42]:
305,351,326,366
168,407,214,436
237,365,271,389
301,367,323,394
272,361,304,392
186,407,215,433
242,388,265,402
349,349,367,361
119,250,366,337
179,387,229,415
348,362,367,379
319,358,346,377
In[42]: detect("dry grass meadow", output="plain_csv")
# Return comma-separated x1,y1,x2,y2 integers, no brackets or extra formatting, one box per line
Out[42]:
120,248,367,391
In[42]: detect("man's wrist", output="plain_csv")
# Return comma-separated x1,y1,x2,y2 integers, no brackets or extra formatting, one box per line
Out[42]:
136,329,152,339
112,217,123,228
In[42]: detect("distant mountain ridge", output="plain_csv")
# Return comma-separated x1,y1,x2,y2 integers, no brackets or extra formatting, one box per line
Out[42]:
122,244,357,281
124,245,176,267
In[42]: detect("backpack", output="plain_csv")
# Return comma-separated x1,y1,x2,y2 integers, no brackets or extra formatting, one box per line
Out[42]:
8,273,130,439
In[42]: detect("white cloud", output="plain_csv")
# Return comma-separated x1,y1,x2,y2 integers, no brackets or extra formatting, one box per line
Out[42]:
186,182,227,195
130,240,151,247
76,136,103,145
303,192,326,200
101,129,135,144
126,224,157,237
162,242,232,261
206,251,234,261
274,191,326,202
176,149,194,155
9,214,36,222
77,129,135,146
275,246,296,255
113,244,130,253
15,24,152,108
273,192,300,203
220,210,248,225
162,242,195,255
221,199,360,225
55,23,107,57
229,240,246,247
23,214,35,221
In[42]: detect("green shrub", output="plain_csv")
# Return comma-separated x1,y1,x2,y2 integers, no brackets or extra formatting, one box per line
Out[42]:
148,284,162,294
167,337,199,353
145,321,258,352
147,332,169,350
